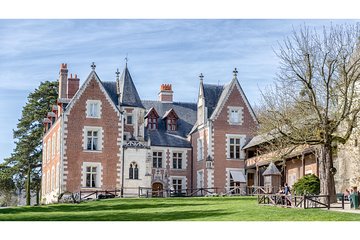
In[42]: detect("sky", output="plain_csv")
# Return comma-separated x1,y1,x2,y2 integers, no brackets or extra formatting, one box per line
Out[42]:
0,19,358,162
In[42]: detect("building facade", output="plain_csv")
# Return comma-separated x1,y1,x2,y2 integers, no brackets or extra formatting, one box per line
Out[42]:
41,63,257,203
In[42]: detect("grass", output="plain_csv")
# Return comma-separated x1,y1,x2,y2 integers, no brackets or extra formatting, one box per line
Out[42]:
0,196,360,221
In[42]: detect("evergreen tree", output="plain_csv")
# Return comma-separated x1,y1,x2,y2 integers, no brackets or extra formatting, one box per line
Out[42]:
2,81,58,205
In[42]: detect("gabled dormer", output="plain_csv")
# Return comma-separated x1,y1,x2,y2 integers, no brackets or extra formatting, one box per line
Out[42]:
162,108,179,131
145,107,159,130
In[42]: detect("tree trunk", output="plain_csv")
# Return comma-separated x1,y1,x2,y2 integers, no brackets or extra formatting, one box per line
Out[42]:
36,186,40,206
26,168,31,206
318,143,337,204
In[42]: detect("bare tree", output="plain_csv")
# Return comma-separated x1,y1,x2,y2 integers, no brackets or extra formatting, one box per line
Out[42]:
258,23,360,202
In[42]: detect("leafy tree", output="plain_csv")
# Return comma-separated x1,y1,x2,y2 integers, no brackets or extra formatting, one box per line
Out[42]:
293,174,320,195
0,166,16,206
3,81,58,205
258,24,360,203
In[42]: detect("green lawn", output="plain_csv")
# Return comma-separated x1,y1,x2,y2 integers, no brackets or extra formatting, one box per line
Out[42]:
0,196,359,221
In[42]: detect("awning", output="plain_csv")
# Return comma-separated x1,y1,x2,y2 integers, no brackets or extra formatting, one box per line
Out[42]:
230,170,246,182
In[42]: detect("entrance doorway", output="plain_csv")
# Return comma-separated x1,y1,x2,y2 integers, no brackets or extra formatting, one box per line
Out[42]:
152,182,163,197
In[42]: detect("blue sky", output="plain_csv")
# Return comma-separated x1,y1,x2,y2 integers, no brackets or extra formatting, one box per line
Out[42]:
0,19,357,162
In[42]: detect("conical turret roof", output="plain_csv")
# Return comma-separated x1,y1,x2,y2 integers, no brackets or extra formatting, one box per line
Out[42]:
118,65,144,108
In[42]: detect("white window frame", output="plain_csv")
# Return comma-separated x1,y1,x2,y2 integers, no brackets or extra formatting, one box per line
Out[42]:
228,106,243,125
126,114,133,125
170,176,186,193
152,151,163,168
52,134,56,158
197,138,204,161
197,170,204,189
83,126,103,152
172,152,183,169
86,100,102,118
226,134,246,160
82,162,102,188
47,139,51,163
57,128,60,154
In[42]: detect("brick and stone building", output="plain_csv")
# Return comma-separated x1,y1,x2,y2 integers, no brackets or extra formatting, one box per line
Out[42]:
41,63,258,203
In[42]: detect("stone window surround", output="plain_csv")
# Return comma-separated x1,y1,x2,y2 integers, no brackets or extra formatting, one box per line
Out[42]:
82,126,104,152
170,176,187,192
86,99,102,119
81,162,103,189
227,106,244,125
225,134,246,160
197,138,204,161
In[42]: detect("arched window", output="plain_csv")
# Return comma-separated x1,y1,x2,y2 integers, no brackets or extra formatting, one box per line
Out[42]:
129,162,139,179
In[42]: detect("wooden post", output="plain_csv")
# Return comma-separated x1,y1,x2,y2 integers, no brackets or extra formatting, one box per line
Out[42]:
138,187,140,197
341,194,344,209
327,195,330,210
95,190,98,199
303,195,306,209
79,191,82,202
115,189,117,197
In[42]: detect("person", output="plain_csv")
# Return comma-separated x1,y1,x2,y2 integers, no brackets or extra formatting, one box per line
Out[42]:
278,186,284,194
350,188,354,208
284,183,291,195
344,189,350,201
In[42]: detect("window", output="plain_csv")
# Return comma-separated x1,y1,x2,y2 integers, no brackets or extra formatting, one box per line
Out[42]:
172,179,182,193
148,117,157,130
55,163,59,189
57,129,60,154
197,171,204,189
47,139,51,162
230,174,241,194
127,115,133,125
52,134,56,158
172,152,182,169
197,139,203,161
228,107,243,125
51,167,55,191
129,162,139,179
42,174,46,195
86,166,97,188
229,137,241,159
87,130,99,151
86,100,101,118
153,152,163,168
167,118,177,131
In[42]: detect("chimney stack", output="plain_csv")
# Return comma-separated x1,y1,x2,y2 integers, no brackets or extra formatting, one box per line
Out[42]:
58,63,68,99
67,73,80,99
158,84,173,103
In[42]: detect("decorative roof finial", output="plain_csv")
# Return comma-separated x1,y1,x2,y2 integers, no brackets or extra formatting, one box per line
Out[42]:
233,67,238,78
125,54,128,67
115,68,120,80
199,73,204,82
91,62,96,71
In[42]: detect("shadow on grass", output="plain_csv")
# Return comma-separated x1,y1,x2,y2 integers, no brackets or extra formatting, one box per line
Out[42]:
0,202,208,215
2,209,230,221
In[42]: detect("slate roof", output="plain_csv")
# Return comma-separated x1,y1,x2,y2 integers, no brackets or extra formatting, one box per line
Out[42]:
118,66,144,108
203,84,224,117
102,81,119,106
142,100,197,148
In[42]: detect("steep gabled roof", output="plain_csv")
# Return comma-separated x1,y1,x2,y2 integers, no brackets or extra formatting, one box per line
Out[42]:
144,107,159,118
209,76,258,123
118,66,144,108
203,84,224,117
263,162,281,176
162,108,179,119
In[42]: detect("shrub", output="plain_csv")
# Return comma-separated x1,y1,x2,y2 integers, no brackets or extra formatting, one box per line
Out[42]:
292,174,320,195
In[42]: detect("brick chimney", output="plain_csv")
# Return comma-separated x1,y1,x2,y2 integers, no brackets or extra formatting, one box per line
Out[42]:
67,73,80,99
58,63,68,99
158,84,173,103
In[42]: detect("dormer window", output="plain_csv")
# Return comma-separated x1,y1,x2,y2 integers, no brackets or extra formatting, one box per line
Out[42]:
86,100,102,118
167,118,177,131
145,107,159,130
162,108,179,132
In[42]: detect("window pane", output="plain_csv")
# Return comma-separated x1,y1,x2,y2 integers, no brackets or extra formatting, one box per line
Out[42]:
236,138,240,144
87,131,92,136
129,166,133,179
92,167,97,173
134,167,139,179
92,174,96,187
87,138,92,150
86,167,91,172
173,160,177,169
93,138,98,150
230,138,234,144
93,131,98,137
178,160,182,169
158,159,162,168
86,174,91,187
